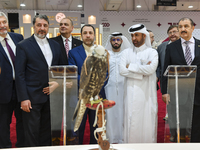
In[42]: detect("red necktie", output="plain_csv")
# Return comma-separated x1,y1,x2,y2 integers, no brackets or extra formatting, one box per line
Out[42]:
5,38,15,65
65,38,69,57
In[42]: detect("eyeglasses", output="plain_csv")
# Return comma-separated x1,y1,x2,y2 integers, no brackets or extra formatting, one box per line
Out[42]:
168,31,178,35
111,38,121,42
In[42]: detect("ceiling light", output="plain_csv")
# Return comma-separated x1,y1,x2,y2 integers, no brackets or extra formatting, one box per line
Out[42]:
137,5,141,8
188,5,193,8
77,5,82,8
20,3,26,7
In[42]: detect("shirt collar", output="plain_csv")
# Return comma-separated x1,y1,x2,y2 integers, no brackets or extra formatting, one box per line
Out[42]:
61,35,72,42
134,43,147,52
83,43,93,54
181,37,194,45
0,33,11,42
34,34,48,43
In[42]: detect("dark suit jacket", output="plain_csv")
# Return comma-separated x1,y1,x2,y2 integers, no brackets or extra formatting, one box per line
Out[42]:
157,41,169,80
161,38,200,105
68,44,86,86
157,41,170,91
0,32,23,104
15,35,65,104
51,35,82,64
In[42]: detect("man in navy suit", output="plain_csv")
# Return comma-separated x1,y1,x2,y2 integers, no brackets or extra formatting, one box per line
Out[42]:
15,14,65,147
0,12,24,148
51,17,82,64
68,24,106,144
162,17,200,142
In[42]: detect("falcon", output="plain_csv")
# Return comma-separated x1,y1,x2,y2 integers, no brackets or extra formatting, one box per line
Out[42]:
73,45,109,132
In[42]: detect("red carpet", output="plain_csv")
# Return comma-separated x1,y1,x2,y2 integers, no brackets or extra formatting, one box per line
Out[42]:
157,83,166,143
10,86,165,147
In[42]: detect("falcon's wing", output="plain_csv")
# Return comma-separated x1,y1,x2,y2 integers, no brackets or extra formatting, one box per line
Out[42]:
72,56,94,120
79,56,94,91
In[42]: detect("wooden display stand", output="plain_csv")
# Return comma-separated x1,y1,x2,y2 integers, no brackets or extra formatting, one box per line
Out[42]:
86,100,115,150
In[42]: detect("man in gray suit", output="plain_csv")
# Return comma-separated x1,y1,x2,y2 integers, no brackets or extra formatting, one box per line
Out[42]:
157,25,180,92
157,25,179,142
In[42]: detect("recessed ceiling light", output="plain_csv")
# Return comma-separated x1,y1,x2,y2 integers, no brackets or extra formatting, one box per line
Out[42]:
77,5,82,8
188,5,193,8
137,5,141,8
20,3,26,7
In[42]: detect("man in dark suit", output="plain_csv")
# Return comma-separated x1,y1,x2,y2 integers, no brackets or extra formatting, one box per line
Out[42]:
51,17,82,145
0,12,24,148
162,17,200,142
68,24,106,144
157,25,180,141
15,14,65,147
51,18,82,64
157,25,179,89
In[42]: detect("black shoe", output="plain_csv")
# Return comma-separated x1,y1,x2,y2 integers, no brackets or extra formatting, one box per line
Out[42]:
170,136,186,143
163,116,168,121
180,136,186,143
169,136,177,142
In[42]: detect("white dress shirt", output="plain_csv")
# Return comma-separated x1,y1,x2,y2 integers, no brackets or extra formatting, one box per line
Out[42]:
83,43,93,56
0,34,16,79
34,35,53,67
61,35,72,50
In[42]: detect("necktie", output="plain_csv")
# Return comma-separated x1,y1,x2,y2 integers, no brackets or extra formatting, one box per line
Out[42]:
5,38,15,65
184,41,192,65
65,38,69,57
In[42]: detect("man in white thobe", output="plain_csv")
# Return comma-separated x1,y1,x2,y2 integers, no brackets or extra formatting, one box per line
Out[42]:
120,24,158,143
104,32,131,143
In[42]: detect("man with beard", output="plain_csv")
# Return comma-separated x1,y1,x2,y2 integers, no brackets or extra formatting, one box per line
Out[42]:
162,17,200,142
0,12,24,148
15,14,65,147
68,24,106,144
104,32,130,143
51,18,82,64
120,24,158,143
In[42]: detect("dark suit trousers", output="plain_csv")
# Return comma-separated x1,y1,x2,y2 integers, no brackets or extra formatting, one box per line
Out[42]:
0,81,24,148
191,105,200,142
22,100,51,147
78,108,97,144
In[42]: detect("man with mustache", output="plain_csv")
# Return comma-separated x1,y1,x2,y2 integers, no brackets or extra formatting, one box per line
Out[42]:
68,24,106,144
51,18,82,64
0,12,24,148
51,17,82,145
104,32,131,143
162,17,200,142
15,14,65,147
157,25,179,90
120,24,158,143
157,25,180,142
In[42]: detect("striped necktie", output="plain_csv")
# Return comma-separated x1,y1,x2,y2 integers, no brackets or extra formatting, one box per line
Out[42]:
184,41,192,65
65,38,69,57
5,38,15,65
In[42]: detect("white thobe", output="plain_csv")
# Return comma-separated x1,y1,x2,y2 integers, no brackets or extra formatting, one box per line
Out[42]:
105,50,125,143
120,44,158,143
